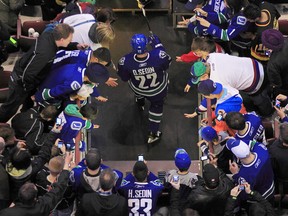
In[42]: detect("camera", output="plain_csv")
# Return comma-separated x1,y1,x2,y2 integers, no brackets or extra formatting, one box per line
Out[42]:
138,155,144,161
275,99,281,108
173,175,179,183
200,155,209,161
56,118,62,126
58,141,63,148
216,114,223,121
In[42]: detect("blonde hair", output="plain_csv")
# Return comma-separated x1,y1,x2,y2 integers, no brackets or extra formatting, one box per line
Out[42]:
96,23,115,48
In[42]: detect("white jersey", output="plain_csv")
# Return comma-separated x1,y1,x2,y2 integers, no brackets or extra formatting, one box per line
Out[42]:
208,53,264,94
63,14,101,50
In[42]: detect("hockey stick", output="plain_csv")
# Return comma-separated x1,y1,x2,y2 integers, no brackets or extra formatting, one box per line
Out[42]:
141,7,153,35
137,0,153,35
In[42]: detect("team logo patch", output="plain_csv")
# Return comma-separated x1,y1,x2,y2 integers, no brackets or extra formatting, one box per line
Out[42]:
119,57,125,65
159,50,167,59
120,179,130,186
151,179,163,186
236,16,247,26
69,170,75,182
70,121,82,130
71,81,81,90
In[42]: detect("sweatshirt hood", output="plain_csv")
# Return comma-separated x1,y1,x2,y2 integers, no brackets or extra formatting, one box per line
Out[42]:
64,104,83,118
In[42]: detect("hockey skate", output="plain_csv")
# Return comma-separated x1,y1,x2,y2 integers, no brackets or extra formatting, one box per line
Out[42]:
147,131,162,144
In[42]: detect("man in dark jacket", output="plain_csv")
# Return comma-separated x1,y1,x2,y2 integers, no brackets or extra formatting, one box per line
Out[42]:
170,162,234,216
269,122,288,193
262,29,288,97
6,124,60,202
76,168,128,216
0,152,73,216
11,105,58,155
0,23,75,123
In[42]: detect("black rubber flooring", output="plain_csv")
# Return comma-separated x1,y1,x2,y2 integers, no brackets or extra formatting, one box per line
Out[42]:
91,12,199,161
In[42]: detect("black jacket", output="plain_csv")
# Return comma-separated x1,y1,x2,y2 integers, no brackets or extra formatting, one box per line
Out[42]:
170,168,234,216
0,170,70,216
11,107,49,155
13,31,58,92
7,131,58,201
224,191,276,216
76,192,128,216
267,40,288,96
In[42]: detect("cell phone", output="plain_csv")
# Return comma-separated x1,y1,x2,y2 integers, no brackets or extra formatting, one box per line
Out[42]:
275,99,281,108
196,11,201,16
56,118,62,126
216,114,223,121
58,141,63,148
138,155,144,161
238,177,246,191
200,155,209,161
264,50,271,56
239,184,245,191
173,175,179,183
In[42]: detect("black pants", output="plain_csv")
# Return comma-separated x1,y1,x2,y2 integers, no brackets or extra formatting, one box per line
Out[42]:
0,74,29,123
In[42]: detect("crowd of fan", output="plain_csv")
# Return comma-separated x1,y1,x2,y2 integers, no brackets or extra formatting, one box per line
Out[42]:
0,0,288,215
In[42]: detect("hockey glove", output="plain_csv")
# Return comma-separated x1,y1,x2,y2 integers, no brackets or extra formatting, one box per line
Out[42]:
148,35,163,49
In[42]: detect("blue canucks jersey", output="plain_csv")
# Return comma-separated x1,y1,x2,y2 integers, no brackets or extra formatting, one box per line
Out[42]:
235,113,265,143
57,104,93,144
188,0,228,36
119,176,164,215
69,159,123,192
233,140,274,200
35,50,100,102
207,12,252,41
117,47,171,97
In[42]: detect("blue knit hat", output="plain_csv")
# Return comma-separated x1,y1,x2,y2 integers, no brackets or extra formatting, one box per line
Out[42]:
174,148,191,170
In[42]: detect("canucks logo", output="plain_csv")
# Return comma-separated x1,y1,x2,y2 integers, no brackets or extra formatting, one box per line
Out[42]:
159,50,167,59
119,57,125,65
120,179,130,186
71,81,81,90
70,121,82,130
236,16,247,26
151,179,163,186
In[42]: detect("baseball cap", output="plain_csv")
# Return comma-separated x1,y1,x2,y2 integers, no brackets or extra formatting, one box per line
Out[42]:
174,148,191,170
133,161,148,182
190,62,207,84
48,156,64,174
262,29,284,52
198,79,223,95
85,63,110,84
203,164,219,189
200,126,218,142
185,0,204,11
226,139,250,159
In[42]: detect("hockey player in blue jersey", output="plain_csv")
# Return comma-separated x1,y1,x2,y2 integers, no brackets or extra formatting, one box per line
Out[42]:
118,161,164,215
227,139,275,202
35,47,117,106
117,34,172,144
225,111,266,144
